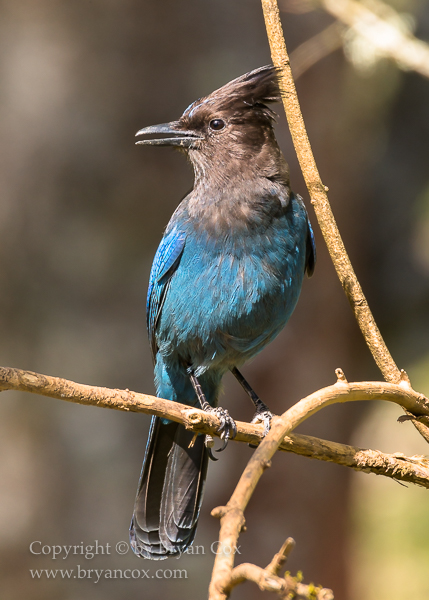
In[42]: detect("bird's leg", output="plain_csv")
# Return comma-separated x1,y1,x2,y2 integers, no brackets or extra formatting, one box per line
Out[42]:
189,371,237,457
230,366,273,436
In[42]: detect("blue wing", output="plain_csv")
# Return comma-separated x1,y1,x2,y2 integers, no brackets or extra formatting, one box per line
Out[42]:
147,227,186,360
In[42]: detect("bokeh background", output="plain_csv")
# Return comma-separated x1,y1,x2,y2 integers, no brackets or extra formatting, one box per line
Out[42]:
0,1,428,598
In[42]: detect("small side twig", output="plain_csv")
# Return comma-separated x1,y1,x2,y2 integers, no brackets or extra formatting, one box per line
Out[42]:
225,562,334,599
265,537,296,576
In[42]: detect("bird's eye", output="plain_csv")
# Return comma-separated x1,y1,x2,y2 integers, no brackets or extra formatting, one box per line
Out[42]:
209,119,225,131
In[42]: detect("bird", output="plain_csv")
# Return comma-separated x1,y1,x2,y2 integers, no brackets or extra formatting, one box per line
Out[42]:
129,66,316,560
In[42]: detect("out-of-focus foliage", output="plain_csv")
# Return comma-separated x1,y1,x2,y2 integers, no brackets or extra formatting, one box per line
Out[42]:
350,395,429,600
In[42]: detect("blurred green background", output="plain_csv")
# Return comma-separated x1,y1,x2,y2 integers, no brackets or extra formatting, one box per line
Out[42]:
0,0,428,598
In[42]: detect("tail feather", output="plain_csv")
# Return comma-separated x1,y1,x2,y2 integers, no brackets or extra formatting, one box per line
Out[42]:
130,416,208,559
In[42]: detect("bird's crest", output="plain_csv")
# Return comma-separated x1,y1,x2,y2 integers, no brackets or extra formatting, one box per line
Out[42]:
183,66,282,124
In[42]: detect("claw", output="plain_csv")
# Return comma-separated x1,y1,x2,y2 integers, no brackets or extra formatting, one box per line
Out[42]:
214,407,237,451
217,418,227,434
208,448,218,461
216,437,229,452
199,405,237,454
215,414,236,451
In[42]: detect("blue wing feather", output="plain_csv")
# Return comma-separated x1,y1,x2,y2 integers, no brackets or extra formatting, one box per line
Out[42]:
147,227,186,359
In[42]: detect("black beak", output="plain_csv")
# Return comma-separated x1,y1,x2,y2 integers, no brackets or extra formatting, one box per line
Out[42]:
135,121,202,148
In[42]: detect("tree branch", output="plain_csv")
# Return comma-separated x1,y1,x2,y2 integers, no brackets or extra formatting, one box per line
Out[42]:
280,431,429,489
261,0,401,385
207,366,429,599
225,561,334,599
1,365,429,487
206,4,429,595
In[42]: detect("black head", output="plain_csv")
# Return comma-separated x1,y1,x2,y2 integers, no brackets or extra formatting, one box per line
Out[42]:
136,66,284,177
179,65,281,136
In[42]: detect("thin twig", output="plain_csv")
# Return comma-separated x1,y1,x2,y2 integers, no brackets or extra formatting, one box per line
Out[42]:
282,0,429,79
265,537,296,576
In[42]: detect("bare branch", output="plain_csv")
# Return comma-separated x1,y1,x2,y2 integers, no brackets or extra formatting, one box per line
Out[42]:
208,367,429,599
261,0,429,456
1,365,429,488
225,562,334,599
261,0,401,385
280,433,429,489
205,4,429,597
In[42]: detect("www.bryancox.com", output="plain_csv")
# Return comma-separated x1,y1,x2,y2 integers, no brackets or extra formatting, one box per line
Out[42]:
30,566,188,582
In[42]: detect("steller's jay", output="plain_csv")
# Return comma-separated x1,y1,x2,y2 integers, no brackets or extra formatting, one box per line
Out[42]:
130,66,316,560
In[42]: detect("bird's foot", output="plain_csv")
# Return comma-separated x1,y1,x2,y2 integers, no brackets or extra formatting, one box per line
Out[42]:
189,370,236,455
251,410,273,437
204,406,237,453
213,407,237,451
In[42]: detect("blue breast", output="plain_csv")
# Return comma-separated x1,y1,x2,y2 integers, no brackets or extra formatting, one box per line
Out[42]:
154,192,308,376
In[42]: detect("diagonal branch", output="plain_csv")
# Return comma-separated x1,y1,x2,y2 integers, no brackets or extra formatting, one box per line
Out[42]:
281,431,429,489
261,0,429,450
261,0,400,385
207,367,429,599
207,5,429,596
